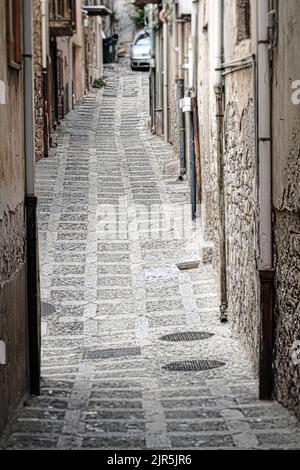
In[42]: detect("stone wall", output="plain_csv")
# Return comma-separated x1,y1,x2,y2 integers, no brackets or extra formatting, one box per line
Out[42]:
272,0,300,416
33,0,45,161
223,70,260,369
197,0,259,366
0,207,27,434
0,6,28,433
197,0,216,245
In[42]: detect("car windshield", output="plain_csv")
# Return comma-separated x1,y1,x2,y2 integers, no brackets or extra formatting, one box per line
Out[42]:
135,35,150,46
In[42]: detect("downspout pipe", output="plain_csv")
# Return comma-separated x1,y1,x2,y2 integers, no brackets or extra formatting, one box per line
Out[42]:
177,15,185,179
178,78,186,179
161,6,169,143
41,0,49,157
257,0,274,400
214,0,228,322
188,0,198,219
173,2,178,80
149,4,156,132
190,0,198,98
23,0,41,396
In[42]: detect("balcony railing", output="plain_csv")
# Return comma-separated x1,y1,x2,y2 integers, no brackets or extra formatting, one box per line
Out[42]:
50,0,76,37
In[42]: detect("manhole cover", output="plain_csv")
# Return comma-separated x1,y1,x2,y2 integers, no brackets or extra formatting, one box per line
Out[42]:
84,347,141,360
41,302,56,316
159,331,214,342
162,360,226,372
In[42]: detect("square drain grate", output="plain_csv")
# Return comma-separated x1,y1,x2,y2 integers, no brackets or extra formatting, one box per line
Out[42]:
159,331,214,342
84,347,141,360
162,360,226,372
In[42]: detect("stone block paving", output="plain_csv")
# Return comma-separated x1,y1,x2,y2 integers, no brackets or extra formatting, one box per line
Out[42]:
2,61,300,450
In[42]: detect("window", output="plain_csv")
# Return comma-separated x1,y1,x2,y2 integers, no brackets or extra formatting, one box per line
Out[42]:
6,0,22,69
135,36,151,46
236,0,251,43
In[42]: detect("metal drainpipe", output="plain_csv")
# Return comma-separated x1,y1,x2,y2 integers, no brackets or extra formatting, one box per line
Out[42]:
188,0,198,220
177,17,186,179
257,0,274,400
162,7,169,143
23,0,41,395
41,0,49,157
173,2,178,77
214,0,228,322
149,4,156,133
189,105,197,220
178,78,186,179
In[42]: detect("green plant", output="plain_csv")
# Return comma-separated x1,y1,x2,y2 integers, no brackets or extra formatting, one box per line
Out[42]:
130,6,145,27
92,76,107,89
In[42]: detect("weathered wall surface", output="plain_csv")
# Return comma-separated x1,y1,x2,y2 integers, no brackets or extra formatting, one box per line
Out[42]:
33,0,45,161
197,0,259,367
72,0,85,101
223,0,259,368
224,70,259,369
0,7,28,433
197,0,216,245
272,1,300,416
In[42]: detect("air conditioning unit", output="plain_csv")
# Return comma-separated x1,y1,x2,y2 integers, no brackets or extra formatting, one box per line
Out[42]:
178,0,193,17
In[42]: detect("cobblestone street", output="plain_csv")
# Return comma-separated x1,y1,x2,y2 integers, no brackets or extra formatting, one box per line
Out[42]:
2,62,300,450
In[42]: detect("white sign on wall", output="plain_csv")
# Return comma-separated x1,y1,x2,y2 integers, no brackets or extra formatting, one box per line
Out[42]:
0,80,6,105
0,341,6,365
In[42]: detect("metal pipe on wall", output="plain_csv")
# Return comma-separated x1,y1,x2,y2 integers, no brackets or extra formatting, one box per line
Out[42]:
149,4,156,132
178,78,186,179
41,0,49,157
174,4,185,179
23,0,41,396
214,0,228,322
173,2,178,80
189,107,196,219
190,0,198,97
188,0,199,219
257,0,275,400
178,18,184,81
162,7,169,143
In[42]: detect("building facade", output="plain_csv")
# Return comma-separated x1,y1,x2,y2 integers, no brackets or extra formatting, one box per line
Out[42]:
0,0,33,433
0,0,115,434
147,0,300,417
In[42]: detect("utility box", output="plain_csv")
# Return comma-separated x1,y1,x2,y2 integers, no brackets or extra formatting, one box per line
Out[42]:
180,97,192,113
177,0,193,17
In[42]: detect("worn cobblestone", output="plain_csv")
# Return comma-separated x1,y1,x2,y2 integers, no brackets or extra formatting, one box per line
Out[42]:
2,61,300,450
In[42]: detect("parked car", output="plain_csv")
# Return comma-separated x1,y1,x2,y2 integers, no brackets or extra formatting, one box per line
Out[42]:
130,31,151,70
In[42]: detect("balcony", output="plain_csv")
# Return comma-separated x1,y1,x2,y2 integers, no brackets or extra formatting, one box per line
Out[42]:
50,0,76,37
82,5,112,17
134,0,161,5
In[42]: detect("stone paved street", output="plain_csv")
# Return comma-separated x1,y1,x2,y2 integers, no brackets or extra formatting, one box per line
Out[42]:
2,61,300,450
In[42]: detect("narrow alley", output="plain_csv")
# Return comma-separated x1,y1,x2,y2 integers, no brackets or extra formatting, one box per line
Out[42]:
2,61,300,450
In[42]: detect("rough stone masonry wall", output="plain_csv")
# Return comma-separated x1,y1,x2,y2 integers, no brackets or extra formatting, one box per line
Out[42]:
196,0,219,257
272,123,300,414
272,2,300,417
0,205,28,433
223,69,260,371
33,0,45,161
0,6,28,433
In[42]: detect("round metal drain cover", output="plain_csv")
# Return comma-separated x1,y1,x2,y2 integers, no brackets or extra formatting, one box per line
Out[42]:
159,331,214,342
41,302,56,316
162,360,226,372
